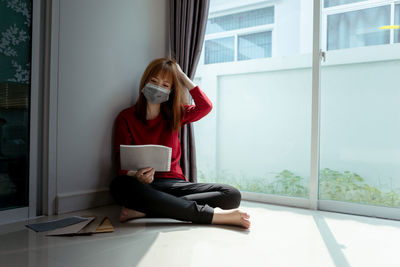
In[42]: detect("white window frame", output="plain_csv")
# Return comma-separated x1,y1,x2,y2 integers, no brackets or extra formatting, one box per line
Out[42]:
322,0,400,51
203,3,275,65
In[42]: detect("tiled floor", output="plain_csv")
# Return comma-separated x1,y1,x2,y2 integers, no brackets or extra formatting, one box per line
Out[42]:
1,201,400,267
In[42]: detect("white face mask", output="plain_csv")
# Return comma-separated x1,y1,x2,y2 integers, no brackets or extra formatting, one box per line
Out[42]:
142,83,171,104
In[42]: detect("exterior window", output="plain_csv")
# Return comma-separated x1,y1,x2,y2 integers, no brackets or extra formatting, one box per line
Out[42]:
327,6,391,50
324,0,366,8
395,4,400,43
324,1,399,51
238,31,272,60
205,37,234,64
206,7,274,34
204,6,274,64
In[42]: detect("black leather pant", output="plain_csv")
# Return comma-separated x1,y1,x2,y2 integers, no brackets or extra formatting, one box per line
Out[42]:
109,176,241,224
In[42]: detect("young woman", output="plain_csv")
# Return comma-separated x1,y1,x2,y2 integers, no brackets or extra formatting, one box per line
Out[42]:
109,58,250,229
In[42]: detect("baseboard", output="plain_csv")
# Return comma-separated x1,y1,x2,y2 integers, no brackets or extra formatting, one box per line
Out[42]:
56,188,115,214
241,191,310,209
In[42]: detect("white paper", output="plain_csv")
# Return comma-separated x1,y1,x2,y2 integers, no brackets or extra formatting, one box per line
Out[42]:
120,144,172,172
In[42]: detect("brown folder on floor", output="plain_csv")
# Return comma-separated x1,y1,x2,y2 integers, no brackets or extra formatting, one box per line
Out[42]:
46,216,114,236
78,216,114,234
95,217,114,233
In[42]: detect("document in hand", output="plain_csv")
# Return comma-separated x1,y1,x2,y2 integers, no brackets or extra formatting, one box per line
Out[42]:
120,144,172,172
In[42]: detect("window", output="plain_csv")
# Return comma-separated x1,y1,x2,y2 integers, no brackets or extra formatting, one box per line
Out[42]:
320,1,400,209
206,7,274,34
395,4,400,43
197,0,400,218
324,0,399,51
324,0,367,8
238,31,272,60
205,37,234,64
327,6,390,50
196,1,313,201
0,0,31,211
204,6,274,64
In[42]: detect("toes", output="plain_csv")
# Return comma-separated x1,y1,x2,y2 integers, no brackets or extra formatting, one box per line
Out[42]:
121,210,128,216
239,211,250,219
243,220,251,229
241,217,251,229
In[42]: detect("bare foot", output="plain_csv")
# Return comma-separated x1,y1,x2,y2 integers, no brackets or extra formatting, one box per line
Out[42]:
211,207,251,229
119,207,146,222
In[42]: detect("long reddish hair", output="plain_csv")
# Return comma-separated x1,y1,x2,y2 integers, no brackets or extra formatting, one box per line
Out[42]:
135,58,188,131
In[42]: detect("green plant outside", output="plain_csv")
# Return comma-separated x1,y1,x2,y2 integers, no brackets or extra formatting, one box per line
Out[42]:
198,168,400,208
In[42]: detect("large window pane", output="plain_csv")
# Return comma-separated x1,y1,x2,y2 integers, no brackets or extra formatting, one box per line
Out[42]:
206,6,274,34
205,37,234,64
196,1,313,198
0,0,31,211
327,6,391,50
238,31,272,60
324,0,366,8
320,59,400,207
322,1,400,209
213,70,311,198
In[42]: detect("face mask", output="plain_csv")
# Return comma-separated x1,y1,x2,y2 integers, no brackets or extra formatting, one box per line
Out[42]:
142,83,171,104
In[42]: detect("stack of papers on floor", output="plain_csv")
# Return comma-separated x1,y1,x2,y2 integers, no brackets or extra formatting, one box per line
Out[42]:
26,216,114,236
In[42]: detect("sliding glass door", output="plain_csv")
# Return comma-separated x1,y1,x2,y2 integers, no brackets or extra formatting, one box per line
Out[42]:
0,0,32,222
194,0,400,219
195,0,314,206
319,0,400,217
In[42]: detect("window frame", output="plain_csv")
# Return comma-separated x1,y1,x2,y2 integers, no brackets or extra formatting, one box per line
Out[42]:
203,3,275,65
322,0,400,51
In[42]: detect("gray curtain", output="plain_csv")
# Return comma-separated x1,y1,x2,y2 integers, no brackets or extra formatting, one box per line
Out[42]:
170,0,210,182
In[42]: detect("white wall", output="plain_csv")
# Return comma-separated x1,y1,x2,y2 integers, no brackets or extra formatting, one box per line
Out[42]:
54,0,168,213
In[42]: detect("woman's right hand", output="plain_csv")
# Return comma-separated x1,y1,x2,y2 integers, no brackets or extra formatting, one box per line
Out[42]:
127,167,155,184
175,62,196,90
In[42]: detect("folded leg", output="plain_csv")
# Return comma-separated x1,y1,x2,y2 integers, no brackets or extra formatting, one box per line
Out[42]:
109,176,214,224
152,179,241,209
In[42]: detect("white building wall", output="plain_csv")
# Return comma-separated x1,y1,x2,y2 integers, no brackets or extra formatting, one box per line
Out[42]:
195,42,400,191
299,0,314,54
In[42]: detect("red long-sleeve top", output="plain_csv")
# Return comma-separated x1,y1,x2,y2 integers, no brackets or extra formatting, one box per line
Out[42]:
114,86,212,180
